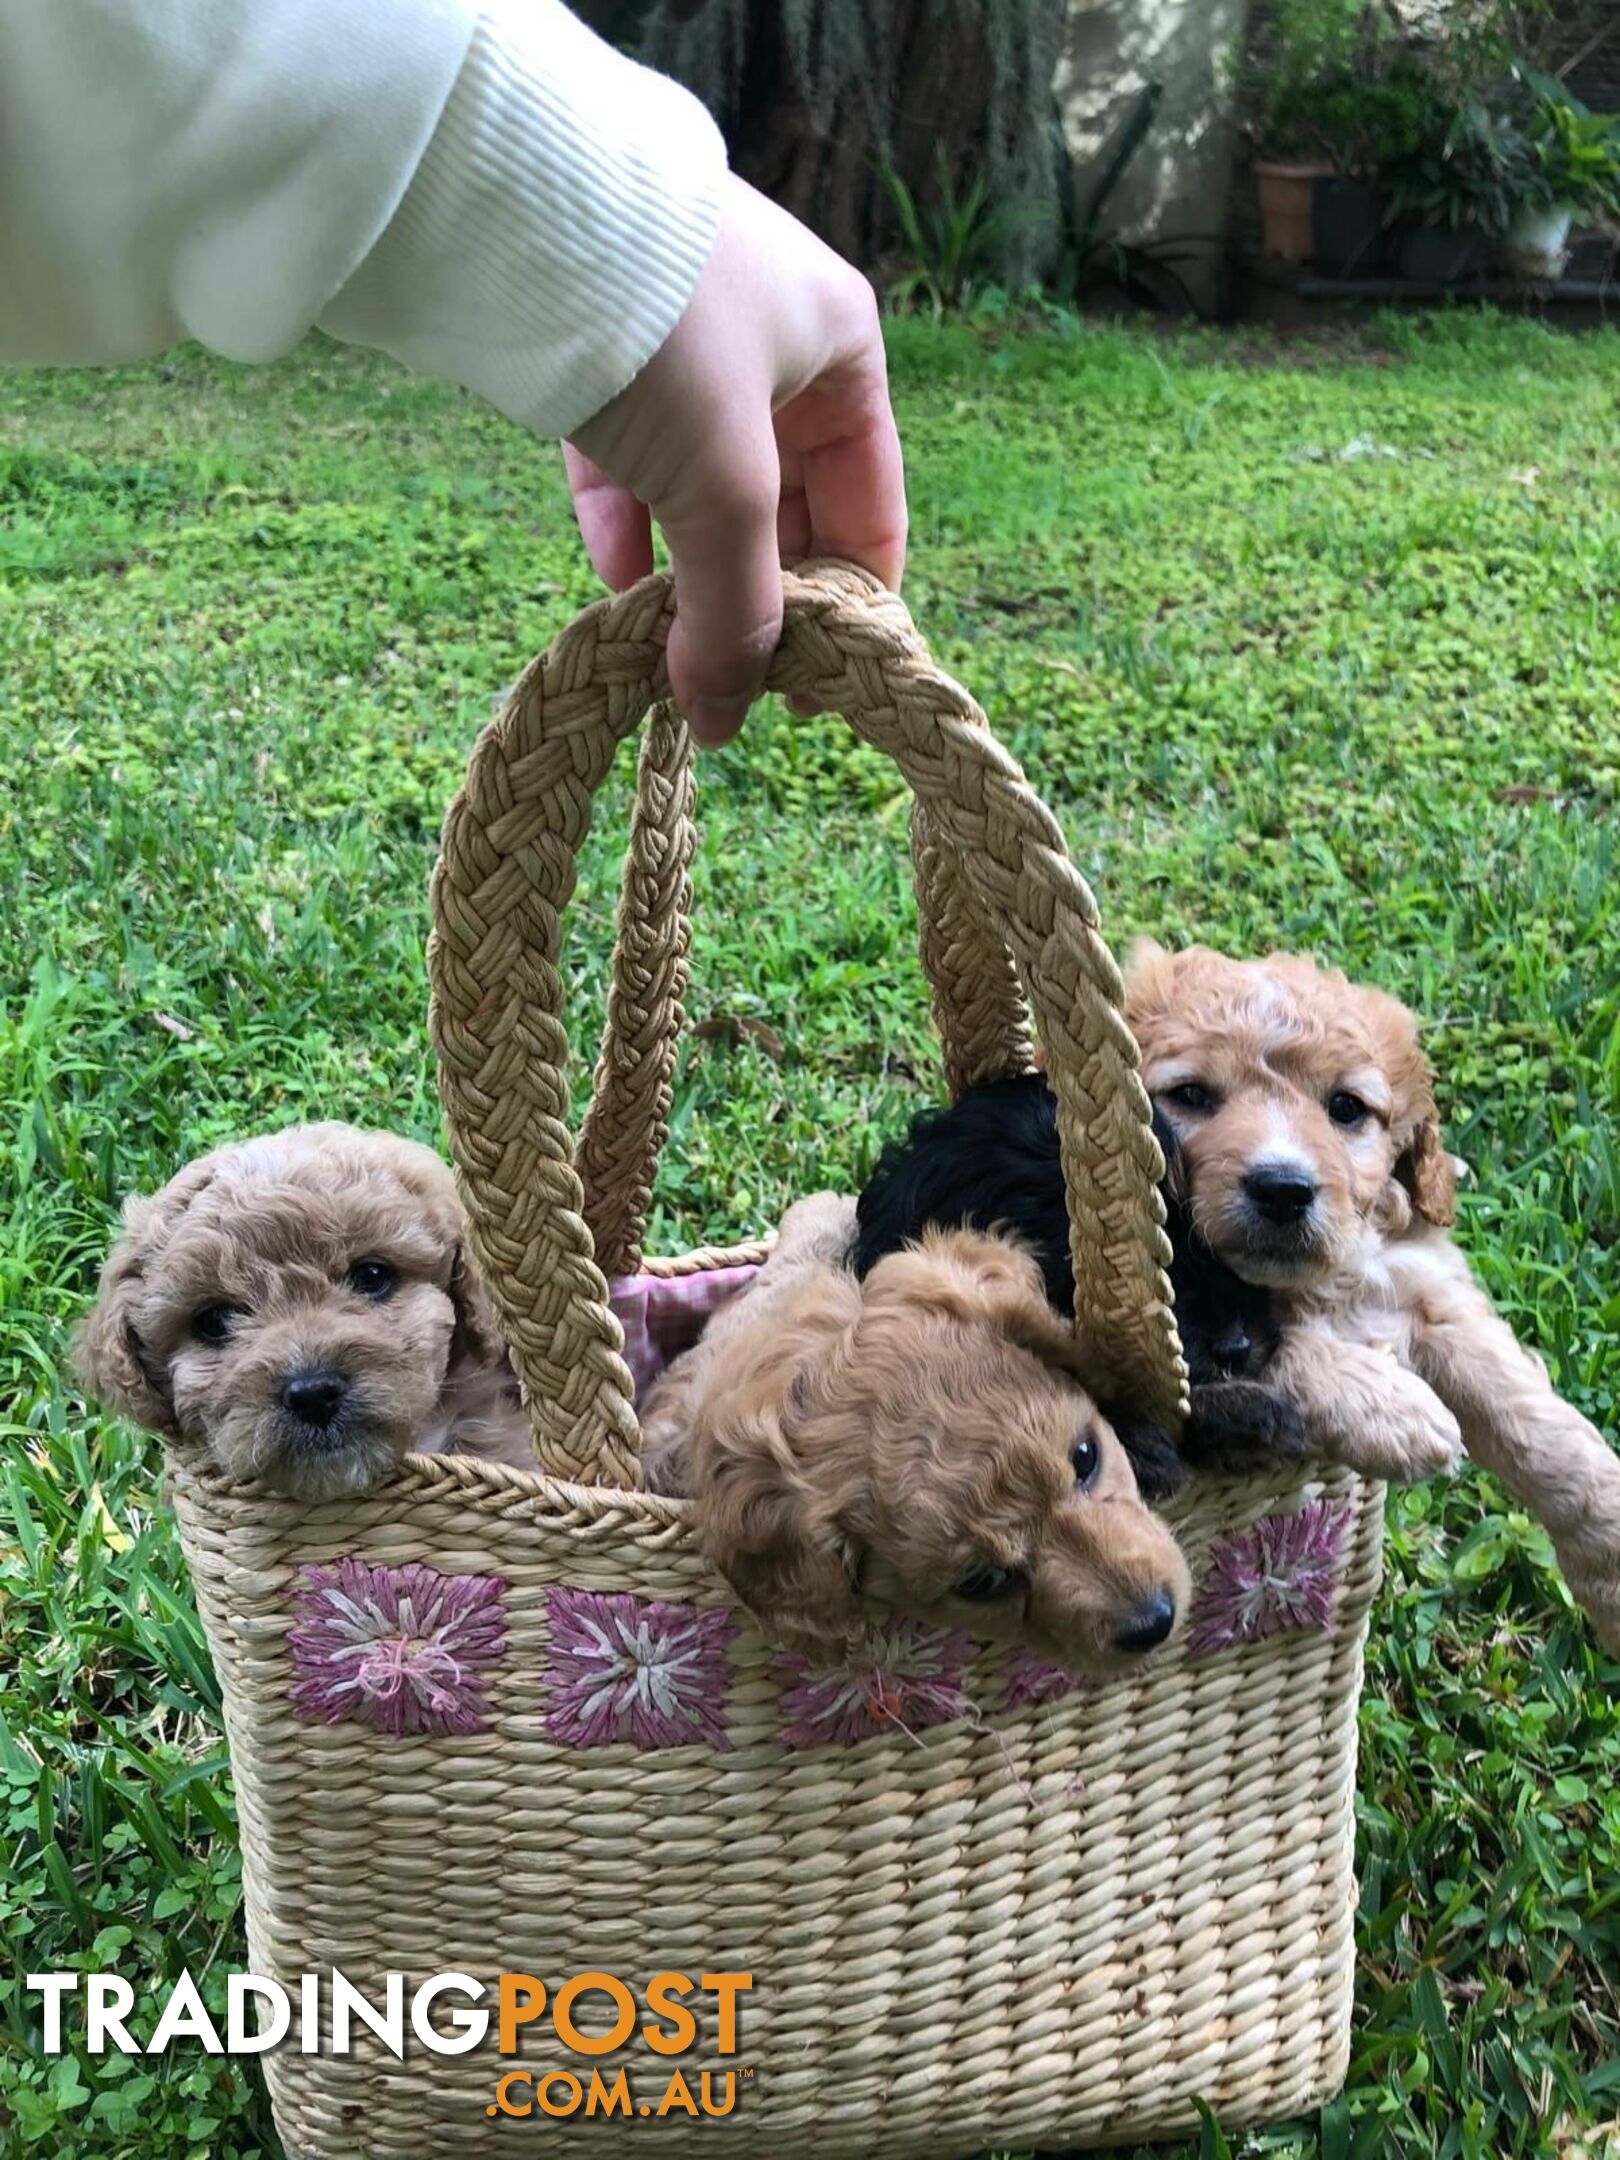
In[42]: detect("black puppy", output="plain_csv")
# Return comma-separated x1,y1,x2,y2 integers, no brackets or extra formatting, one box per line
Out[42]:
853,1073,1305,1499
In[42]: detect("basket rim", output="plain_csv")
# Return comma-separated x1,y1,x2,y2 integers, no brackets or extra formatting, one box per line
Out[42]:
165,1428,1376,1547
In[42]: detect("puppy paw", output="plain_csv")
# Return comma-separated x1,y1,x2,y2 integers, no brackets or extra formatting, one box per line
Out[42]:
1181,1381,1307,1478
1316,1356,1463,1483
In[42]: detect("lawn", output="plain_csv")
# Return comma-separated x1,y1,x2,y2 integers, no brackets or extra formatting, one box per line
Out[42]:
2,310,1618,2160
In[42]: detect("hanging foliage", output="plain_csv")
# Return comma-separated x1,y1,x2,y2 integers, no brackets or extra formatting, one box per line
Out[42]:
579,0,1070,283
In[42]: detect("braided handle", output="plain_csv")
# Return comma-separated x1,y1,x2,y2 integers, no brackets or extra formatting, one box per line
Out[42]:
573,699,696,1279
429,563,1187,1487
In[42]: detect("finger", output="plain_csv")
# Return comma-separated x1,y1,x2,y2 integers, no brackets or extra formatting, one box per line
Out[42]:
799,392,907,591
656,430,784,746
562,443,655,590
777,308,908,592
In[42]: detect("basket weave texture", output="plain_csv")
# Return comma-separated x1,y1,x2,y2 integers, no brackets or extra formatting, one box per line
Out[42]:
166,565,1383,2158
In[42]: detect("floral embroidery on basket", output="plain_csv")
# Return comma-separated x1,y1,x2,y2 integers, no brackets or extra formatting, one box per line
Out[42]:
544,1588,736,1752
776,1621,975,1748
1001,1647,1099,1713
288,1558,507,1739
1185,1498,1350,1659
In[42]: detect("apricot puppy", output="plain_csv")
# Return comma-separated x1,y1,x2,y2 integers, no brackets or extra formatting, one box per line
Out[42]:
643,1195,1191,1673
1126,942,1620,1649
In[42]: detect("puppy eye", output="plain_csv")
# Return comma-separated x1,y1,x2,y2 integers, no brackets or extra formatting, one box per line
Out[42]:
1072,1432,1102,1486
1327,1090,1368,1128
346,1258,396,1300
953,1564,1026,1603
1164,1081,1217,1114
191,1305,243,1346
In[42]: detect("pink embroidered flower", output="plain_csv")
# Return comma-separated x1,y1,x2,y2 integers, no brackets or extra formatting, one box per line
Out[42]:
545,1588,735,1751
1185,1499,1349,1658
289,1558,506,1739
1002,1648,1098,1713
776,1621,974,1748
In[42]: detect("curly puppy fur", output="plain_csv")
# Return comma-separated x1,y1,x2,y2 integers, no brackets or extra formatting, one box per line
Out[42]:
74,1123,533,1499
1125,942,1620,1650
642,1195,1191,1671
852,1074,1305,1497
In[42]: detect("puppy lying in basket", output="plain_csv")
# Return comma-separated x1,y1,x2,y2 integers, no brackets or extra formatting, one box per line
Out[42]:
1126,941,1620,1650
640,1195,1192,1671
854,1073,1306,1500
75,1123,532,1498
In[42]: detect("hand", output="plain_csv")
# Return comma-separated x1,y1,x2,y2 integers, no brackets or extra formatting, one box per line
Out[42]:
564,175,907,745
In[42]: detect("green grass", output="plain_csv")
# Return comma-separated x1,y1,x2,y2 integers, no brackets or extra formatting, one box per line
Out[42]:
2,310,1619,2160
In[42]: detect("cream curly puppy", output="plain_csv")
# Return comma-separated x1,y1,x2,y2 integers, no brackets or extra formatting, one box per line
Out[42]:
75,1123,534,1498
1126,943,1620,1648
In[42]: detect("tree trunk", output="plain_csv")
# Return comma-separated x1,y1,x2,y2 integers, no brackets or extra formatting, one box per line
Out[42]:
727,4,1006,275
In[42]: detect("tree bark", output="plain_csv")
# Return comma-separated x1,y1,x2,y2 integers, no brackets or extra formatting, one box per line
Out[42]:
727,4,1003,274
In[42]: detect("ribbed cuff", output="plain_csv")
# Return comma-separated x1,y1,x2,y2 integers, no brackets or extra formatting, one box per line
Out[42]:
319,0,727,439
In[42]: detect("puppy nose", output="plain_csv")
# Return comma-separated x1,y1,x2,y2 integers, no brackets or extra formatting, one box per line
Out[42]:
1114,1589,1177,1654
1242,1163,1318,1223
281,1367,348,1428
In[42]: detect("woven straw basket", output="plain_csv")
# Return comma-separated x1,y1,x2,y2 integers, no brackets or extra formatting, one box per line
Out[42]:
167,564,1384,2159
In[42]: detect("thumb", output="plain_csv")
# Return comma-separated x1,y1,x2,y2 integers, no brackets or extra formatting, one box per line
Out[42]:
654,423,784,747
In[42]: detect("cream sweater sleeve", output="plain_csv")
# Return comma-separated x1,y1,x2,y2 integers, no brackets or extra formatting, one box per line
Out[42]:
0,0,726,439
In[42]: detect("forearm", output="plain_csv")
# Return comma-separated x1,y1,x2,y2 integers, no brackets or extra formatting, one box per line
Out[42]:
0,0,476,366
319,1,727,439
0,0,725,440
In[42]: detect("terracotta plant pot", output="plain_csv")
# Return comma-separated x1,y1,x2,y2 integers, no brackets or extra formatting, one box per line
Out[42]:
1256,160,1335,264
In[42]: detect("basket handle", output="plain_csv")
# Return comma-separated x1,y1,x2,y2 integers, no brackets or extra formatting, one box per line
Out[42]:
429,562,1187,1488
573,696,696,1279
573,678,1031,1278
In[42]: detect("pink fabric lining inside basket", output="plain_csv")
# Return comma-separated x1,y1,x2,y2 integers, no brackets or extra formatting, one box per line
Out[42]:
608,1264,763,1406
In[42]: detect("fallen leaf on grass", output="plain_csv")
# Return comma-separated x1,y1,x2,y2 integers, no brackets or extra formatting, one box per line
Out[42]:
693,1015,786,1062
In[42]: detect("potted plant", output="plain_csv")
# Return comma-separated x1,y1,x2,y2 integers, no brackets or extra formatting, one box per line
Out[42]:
1502,76,1620,280
1382,94,1531,283
1313,57,1435,275
1236,0,1386,265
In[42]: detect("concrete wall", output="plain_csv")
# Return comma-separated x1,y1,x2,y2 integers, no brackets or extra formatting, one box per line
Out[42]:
1054,0,1249,315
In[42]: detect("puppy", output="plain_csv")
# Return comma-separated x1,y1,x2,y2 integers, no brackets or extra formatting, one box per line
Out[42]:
852,1073,1305,1497
75,1123,534,1499
642,1195,1192,1673
1125,942,1620,1646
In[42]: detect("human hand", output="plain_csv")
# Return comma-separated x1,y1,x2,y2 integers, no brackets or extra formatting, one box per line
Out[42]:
564,174,906,745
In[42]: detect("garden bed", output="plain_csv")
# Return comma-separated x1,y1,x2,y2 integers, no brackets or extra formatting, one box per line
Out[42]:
1235,249,1620,325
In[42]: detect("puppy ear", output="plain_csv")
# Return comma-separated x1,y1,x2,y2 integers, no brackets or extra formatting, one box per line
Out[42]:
1359,984,1457,1230
447,1239,507,1374
700,1415,867,1651
1395,1114,1457,1227
692,1274,870,1651
72,1198,178,1436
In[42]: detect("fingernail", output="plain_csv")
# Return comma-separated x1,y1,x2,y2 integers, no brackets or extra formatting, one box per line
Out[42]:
687,694,750,746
